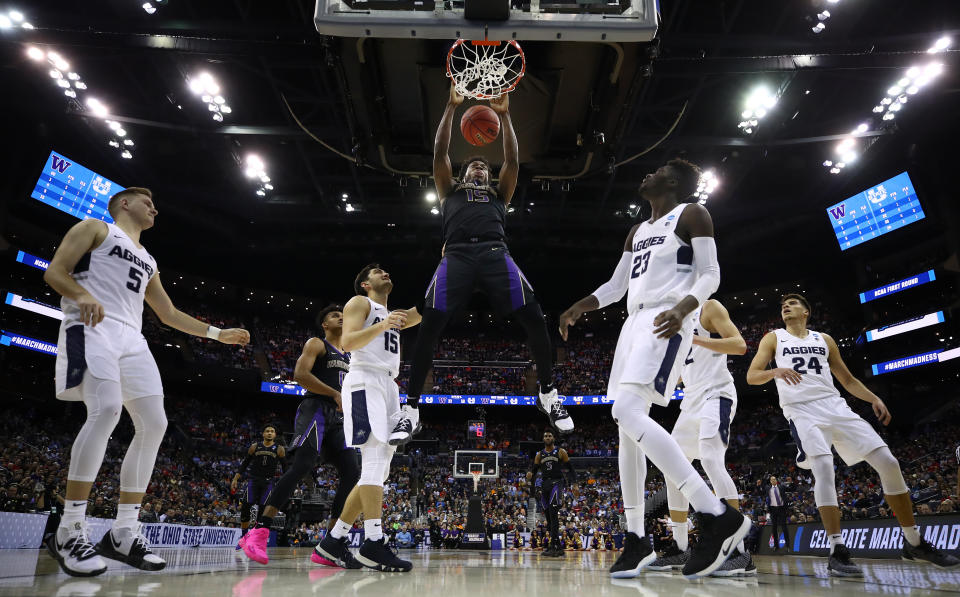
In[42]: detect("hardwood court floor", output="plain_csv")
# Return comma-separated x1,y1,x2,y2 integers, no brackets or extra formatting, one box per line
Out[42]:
1,547,958,596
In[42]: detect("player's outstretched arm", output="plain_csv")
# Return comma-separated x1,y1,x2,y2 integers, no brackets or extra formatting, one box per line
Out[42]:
746,332,801,385
824,333,891,425
44,219,108,327
340,295,405,351
294,338,341,405
489,93,518,205
434,83,464,199
654,204,718,339
693,299,747,355
144,274,250,345
558,224,639,341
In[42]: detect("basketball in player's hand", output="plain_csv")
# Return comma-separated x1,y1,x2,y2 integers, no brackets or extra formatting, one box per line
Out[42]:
461,105,500,146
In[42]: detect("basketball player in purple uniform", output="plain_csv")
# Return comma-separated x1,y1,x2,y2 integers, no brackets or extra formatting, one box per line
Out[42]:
240,305,362,568
392,84,572,446
232,425,284,539
43,187,249,576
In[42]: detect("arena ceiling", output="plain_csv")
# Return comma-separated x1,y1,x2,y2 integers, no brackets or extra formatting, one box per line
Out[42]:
2,0,958,308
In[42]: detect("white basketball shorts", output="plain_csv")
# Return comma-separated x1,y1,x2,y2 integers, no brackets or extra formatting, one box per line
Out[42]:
342,366,401,447
783,395,887,469
607,307,695,408
55,318,162,401
672,395,737,461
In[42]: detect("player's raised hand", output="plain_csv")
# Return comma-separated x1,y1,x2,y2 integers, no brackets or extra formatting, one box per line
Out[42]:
558,307,583,341
653,308,684,339
871,397,892,426
449,82,464,107
488,92,509,114
384,311,407,330
771,367,803,385
219,328,251,346
77,293,105,327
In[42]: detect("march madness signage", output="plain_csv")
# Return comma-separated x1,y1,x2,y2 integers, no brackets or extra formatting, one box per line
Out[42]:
759,515,960,559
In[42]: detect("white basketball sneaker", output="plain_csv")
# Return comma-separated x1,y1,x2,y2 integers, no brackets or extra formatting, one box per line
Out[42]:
46,522,107,577
389,405,421,446
537,388,573,433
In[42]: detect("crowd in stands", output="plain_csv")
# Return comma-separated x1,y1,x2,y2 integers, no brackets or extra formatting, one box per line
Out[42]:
181,306,257,370
430,365,527,395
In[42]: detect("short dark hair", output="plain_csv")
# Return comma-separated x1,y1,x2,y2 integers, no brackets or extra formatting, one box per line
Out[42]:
666,158,701,201
354,263,380,296
459,156,492,181
315,304,343,336
781,293,811,315
263,424,277,433
108,187,152,218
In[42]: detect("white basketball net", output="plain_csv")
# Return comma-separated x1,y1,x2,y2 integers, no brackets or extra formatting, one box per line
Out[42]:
447,40,525,100
471,470,482,493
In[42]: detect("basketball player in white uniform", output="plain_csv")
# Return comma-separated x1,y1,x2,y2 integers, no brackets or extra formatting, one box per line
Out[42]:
42,187,249,576
649,298,755,576
748,293,959,575
314,263,422,572
559,160,750,579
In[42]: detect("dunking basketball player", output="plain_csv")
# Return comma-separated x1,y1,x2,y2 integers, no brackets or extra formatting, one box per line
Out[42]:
526,430,576,557
559,160,750,579
747,293,959,575
232,425,284,539
43,187,250,576
314,264,422,572
650,298,755,576
392,84,572,446
240,305,362,567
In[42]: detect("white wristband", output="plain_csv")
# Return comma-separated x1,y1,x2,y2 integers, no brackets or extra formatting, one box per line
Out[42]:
206,326,222,340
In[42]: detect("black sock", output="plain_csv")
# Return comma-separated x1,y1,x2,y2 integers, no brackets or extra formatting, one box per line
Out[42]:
257,516,274,530
241,527,249,536
407,395,420,408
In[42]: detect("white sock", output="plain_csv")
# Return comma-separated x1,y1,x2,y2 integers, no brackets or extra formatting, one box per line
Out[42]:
828,533,844,554
364,518,384,541
687,481,725,517
60,500,88,534
331,519,353,539
625,508,644,536
674,522,689,551
903,525,921,547
113,503,141,531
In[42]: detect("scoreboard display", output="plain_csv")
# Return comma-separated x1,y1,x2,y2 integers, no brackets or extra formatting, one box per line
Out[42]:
467,420,486,439
826,171,924,251
31,151,123,222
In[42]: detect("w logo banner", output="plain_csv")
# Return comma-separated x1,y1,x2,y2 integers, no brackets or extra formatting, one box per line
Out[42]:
51,156,72,173
829,204,846,220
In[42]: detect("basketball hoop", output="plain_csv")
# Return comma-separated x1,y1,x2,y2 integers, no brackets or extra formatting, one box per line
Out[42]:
446,39,525,100
470,470,483,494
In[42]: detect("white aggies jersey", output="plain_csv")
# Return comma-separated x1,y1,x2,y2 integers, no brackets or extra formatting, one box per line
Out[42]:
349,297,401,378
772,328,839,407
61,222,157,332
627,203,695,313
680,306,736,411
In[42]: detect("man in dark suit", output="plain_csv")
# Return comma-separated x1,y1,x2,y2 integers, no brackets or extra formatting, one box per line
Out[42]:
766,476,789,552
